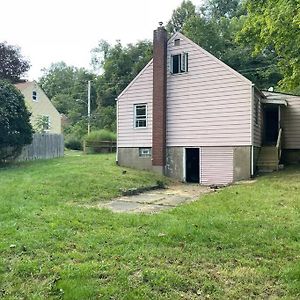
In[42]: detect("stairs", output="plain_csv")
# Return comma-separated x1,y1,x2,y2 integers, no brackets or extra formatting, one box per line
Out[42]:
257,146,279,172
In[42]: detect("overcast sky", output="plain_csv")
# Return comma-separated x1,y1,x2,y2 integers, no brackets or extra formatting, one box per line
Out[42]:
1,0,203,80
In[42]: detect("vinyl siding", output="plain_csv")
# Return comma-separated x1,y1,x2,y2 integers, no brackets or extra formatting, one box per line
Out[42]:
117,61,153,147
166,34,252,147
18,82,61,134
253,92,263,147
117,33,253,149
200,147,234,185
264,92,300,149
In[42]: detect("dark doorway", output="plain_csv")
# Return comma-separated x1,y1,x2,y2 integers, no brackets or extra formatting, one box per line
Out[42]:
264,106,279,144
186,148,199,183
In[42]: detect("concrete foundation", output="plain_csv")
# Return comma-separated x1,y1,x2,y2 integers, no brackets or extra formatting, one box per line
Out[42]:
118,148,152,171
152,165,165,175
233,146,251,181
166,147,184,180
118,146,253,183
282,149,300,164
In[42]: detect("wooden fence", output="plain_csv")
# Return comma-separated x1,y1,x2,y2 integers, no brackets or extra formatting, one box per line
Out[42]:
84,141,116,154
17,134,64,161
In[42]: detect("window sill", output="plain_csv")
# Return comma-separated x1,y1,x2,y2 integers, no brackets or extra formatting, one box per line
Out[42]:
169,72,189,76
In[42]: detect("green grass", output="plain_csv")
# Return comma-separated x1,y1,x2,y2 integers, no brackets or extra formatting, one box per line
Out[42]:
0,153,299,299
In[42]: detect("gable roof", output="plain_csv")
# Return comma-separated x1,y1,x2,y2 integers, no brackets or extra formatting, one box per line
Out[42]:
117,58,153,100
169,32,252,85
14,81,33,91
117,31,253,100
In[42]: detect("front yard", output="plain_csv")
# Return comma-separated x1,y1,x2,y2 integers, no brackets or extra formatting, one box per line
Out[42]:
0,153,299,299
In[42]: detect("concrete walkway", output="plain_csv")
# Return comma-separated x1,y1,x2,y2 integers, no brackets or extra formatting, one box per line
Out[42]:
97,184,211,213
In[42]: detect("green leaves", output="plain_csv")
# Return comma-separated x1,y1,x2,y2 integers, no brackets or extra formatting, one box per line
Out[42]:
0,42,30,83
0,80,33,161
239,0,300,91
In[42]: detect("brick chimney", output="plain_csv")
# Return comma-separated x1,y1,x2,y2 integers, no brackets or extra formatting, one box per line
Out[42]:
152,23,167,174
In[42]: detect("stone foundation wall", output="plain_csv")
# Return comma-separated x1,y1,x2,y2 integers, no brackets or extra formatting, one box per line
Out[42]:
233,146,251,181
165,147,184,181
117,148,152,171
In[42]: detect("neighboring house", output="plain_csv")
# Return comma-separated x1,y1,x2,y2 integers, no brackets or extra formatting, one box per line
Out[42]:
116,24,300,185
15,81,62,134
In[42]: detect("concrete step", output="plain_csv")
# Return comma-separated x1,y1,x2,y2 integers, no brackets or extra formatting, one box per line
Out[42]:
257,145,279,173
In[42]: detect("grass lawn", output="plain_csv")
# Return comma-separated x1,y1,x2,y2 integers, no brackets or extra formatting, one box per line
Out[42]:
0,152,299,299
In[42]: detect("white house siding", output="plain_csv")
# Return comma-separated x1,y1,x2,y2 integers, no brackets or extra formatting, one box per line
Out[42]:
166,34,252,147
200,147,234,185
117,61,153,147
264,92,300,149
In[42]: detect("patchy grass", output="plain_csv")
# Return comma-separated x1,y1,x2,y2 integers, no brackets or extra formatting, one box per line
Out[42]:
0,153,299,299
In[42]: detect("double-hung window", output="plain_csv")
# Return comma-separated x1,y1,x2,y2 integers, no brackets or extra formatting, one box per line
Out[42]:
170,52,188,74
134,104,147,128
32,90,37,101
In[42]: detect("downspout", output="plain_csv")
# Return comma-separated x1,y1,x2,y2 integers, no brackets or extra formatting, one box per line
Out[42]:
115,97,119,165
251,84,255,177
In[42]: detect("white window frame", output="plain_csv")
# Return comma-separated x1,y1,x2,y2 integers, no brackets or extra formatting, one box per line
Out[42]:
170,52,188,74
134,104,147,128
32,90,38,102
139,148,151,158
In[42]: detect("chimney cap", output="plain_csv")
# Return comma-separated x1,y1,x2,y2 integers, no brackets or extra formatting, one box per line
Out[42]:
158,21,163,27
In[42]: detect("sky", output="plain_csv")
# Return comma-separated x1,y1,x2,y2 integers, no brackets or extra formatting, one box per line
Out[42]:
1,0,203,80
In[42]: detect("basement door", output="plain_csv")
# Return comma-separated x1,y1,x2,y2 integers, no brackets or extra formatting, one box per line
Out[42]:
185,148,200,183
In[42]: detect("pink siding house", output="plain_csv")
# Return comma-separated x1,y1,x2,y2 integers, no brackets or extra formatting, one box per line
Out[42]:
116,24,300,185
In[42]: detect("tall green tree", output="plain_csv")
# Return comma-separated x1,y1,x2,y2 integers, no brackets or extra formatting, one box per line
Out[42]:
179,0,282,89
92,40,152,107
39,62,97,138
204,0,244,19
238,0,300,91
0,80,32,161
166,0,196,34
0,42,30,83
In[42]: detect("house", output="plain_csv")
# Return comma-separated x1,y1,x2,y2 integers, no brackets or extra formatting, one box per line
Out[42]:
116,24,300,185
15,81,62,134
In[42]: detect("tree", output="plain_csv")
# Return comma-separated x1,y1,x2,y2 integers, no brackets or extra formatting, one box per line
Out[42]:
34,115,50,133
166,0,196,34
179,0,283,90
0,80,33,161
204,0,244,19
92,40,152,107
0,42,30,83
239,0,300,91
39,62,97,139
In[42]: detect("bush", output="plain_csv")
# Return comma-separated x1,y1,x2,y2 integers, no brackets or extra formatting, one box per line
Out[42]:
84,130,116,144
0,80,33,161
65,136,82,150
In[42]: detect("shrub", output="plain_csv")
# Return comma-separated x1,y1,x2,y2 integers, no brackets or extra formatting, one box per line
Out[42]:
84,130,116,144
0,80,33,161
65,136,82,150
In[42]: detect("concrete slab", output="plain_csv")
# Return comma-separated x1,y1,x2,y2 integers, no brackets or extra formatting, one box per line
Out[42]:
95,184,211,214
101,200,170,213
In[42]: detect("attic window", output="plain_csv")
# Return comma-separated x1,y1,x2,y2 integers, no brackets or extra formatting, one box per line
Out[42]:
174,39,180,46
170,53,188,74
32,91,37,101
